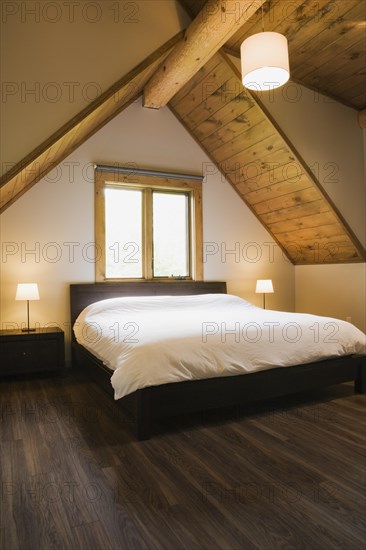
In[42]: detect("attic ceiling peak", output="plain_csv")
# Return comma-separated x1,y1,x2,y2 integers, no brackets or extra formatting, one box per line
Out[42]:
143,0,266,109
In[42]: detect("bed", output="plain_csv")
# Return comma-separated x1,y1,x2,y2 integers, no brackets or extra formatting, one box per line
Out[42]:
70,282,366,440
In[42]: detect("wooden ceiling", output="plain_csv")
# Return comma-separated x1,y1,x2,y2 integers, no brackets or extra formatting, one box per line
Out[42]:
169,51,365,263
1,0,365,265
179,0,366,109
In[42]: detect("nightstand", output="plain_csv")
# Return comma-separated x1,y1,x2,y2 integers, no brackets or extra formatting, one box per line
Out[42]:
0,327,65,376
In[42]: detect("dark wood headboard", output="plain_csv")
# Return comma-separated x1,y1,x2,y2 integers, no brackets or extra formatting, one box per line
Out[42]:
70,281,227,335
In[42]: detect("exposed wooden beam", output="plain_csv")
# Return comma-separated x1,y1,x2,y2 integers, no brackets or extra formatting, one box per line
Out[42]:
143,0,265,109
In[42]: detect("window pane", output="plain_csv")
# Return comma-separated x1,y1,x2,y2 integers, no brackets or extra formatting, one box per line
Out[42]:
105,188,143,278
153,192,189,277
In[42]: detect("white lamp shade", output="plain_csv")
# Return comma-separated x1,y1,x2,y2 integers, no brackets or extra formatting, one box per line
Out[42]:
15,283,40,301
256,279,274,294
241,32,290,90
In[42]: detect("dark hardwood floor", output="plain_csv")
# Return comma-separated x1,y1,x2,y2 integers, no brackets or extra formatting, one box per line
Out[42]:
0,371,365,550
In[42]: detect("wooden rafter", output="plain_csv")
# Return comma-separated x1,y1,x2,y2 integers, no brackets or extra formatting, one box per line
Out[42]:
143,0,265,109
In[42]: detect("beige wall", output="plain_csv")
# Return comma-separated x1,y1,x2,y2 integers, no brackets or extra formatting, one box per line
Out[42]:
0,98,294,361
300,128,366,331
296,264,366,332
0,0,189,174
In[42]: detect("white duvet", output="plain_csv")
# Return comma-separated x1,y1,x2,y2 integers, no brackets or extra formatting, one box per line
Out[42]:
73,293,366,399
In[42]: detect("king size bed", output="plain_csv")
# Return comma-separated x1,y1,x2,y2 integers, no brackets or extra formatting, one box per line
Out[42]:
70,282,366,440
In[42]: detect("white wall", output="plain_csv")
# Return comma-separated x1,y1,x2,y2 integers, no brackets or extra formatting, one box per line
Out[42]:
202,166,294,309
0,98,294,360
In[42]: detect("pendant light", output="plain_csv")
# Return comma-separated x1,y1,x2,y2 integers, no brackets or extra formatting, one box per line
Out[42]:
241,3,290,91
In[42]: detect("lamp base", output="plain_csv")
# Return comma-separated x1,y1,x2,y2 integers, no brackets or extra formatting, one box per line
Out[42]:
21,328,36,332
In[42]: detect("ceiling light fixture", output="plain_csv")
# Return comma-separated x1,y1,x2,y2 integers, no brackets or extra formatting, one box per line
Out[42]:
240,3,290,91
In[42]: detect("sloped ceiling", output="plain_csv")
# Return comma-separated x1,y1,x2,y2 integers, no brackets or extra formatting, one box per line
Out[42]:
0,33,181,212
169,51,365,264
1,0,365,265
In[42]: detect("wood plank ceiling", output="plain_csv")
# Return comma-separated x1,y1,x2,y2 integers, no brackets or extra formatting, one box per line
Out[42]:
180,0,366,110
169,51,365,264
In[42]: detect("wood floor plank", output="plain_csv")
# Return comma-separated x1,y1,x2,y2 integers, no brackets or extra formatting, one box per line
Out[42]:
71,522,114,550
0,373,365,550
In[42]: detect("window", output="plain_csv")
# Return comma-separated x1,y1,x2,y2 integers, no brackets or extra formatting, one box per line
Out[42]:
105,187,143,278
152,191,190,278
95,167,203,281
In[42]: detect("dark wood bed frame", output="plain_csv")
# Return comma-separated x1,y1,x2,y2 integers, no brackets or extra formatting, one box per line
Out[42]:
70,282,366,440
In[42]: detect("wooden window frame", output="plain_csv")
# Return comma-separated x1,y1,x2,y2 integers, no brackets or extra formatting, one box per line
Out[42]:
95,167,203,282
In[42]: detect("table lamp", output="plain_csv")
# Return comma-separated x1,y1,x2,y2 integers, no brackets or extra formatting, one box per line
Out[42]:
15,283,40,332
255,279,274,309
